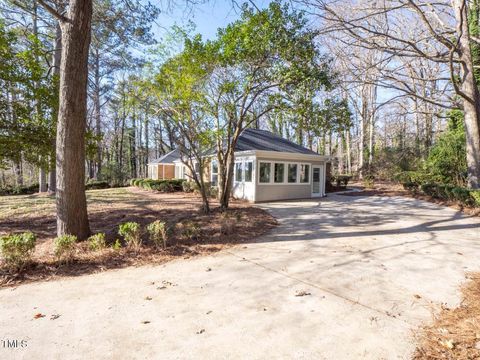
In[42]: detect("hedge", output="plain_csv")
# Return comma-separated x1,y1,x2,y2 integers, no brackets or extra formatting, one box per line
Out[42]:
131,178,185,192
404,181,479,207
0,184,39,196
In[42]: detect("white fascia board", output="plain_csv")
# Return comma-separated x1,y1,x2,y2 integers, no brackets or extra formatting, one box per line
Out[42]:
253,150,331,162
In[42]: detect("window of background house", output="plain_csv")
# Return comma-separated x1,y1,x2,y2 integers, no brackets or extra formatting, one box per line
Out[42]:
259,162,271,183
274,163,284,183
244,162,253,182
211,160,218,186
235,162,243,182
288,164,297,183
300,164,310,183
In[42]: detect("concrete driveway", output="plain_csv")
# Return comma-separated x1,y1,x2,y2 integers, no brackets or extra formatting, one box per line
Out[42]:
1,194,479,360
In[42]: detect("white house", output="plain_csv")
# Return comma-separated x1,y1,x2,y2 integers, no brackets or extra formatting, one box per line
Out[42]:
150,128,331,202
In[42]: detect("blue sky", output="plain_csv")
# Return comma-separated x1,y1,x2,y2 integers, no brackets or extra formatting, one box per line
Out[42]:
150,0,270,41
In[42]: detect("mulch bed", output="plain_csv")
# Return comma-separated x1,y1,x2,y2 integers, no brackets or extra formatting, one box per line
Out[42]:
414,273,480,359
0,188,277,287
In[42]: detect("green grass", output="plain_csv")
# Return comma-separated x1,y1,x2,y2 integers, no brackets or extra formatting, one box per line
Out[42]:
0,188,135,220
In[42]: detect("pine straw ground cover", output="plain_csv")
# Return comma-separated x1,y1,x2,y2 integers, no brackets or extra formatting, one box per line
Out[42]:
0,187,277,287
414,273,480,359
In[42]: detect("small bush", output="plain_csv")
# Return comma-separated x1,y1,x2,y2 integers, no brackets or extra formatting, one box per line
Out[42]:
118,222,142,249
85,180,110,190
147,220,168,249
180,221,201,241
155,182,174,192
182,181,195,193
210,186,218,198
88,233,107,251
471,190,480,207
402,181,419,193
220,217,236,235
421,183,436,197
0,232,36,270
363,175,375,189
452,187,474,207
54,235,77,263
129,178,138,186
333,175,352,188
0,183,39,196
112,239,122,250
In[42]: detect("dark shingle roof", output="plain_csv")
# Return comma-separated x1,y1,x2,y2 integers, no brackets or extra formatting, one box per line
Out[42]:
149,149,180,164
235,128,318,155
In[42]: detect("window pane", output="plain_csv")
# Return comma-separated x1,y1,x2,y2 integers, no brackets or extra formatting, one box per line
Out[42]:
235,162,243,182
194,162,200,173
288,164,297,183
259,162,271,183
274,163,284,183
244,162,253,182
212,174,218,186
211,160,218,174
300,165,310,183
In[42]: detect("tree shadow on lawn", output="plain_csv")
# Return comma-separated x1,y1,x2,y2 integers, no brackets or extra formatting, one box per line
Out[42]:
0,191,277,287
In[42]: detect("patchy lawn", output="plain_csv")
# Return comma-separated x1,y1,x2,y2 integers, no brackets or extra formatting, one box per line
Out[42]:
0,187,277,287
414,273,480,359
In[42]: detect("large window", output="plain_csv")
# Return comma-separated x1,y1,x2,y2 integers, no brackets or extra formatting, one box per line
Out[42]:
300,164,310,183
274,163,284,183
211,160,218,186
244,161,253,182
288,164,297,183
235,162,243,182
259,162,271,183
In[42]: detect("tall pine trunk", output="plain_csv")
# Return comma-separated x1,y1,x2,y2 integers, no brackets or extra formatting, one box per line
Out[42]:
56,0,92,239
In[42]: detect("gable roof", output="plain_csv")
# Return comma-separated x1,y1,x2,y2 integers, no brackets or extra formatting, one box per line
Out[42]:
149,149,180,164
235,128,318,155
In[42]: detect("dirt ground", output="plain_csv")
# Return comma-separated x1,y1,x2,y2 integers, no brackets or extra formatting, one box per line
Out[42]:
0,187,277,286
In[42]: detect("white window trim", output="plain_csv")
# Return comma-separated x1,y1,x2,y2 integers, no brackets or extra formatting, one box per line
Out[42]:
211,160,219,186
244,160,253,183
257,161,311,185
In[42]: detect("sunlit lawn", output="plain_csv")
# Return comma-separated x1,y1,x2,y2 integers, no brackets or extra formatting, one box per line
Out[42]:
0,187,136,220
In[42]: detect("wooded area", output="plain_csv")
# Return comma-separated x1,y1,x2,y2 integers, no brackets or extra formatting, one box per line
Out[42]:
1,0,479,238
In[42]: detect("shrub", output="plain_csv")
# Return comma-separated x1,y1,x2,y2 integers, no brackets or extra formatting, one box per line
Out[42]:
334,175,351,188
147,220,168,249
0,183,39,196
88,233,107,251
0,232,36,270
118,222,142,249
182,181,195,193
220,216,236,235
363,174,375,189
85,180,110,190
402,181,419,193
210,186,218,198
420,183,436,197
129,178,138,186
54,235,77,263
112,239,122,250
452,187,474,207
180,221,201,241
155,182,174,192
471,190,480,207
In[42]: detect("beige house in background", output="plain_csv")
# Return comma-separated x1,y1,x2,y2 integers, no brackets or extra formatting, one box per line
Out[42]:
147,149,179,180
149,129,331,202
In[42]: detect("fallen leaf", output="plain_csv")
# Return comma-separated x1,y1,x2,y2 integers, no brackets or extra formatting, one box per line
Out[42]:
34,313,45,319
142,321,150,324
196,329,205,334
295,291,311,297
414,294,421,299
206,268,212,272
50,314,61,320
145,296,152,301
206,311,212,315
